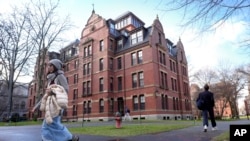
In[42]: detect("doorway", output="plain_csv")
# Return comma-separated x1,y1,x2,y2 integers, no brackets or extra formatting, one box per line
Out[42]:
117,97,124,116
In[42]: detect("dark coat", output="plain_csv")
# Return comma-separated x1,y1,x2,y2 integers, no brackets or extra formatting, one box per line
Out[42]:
197,90,215,110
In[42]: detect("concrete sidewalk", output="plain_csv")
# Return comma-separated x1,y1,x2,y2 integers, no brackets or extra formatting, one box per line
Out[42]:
75,120,249,141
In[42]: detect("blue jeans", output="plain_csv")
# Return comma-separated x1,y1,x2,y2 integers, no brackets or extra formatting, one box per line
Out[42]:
202,107,216,127
41,116,72,141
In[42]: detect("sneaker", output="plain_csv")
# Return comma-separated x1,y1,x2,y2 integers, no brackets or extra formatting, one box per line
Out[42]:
203,125,207,132
72,135,79,141
212,127,218,131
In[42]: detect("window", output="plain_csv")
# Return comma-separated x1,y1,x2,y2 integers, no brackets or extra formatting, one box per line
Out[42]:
83,81,91,96
84,47,88,57
171,78,174,90
99,99,104,113
137,31,143,42
165,96,169,109
183,82,189,96
131,30,143,45
99,58,104,71
139,95,145,110
117,57,122,69
174,79,177,91
73,105,77,116
118,76,122,91
131,33,137,45
117,39,123,50
74,74,78,84
137,51,143,64
138,72,144,87
161,94,168,110
87,81,91,95
132,73,137,88
83,101,87,114
162,53,166,65
82,82,87,97
159,51,162,64
109,98,114,113
164,73,168,89
131,53,136,66
182,65,187,76
109,58,113,70
100,40,104,51
73,89,78,100
66,63,69,71
171,78,177,91
160,71,168,89
158,32,162,44
133,96,138,111
109,39,113,50
176,98,179,110
110,77,113,91
173,97,176,110
88,45,92,55
159,51,166,65
170,60,172,71
87,63,91,74
87,101,91,113
99,78,104,92
83,64,87,75
161,95,165,109
74,60,79,69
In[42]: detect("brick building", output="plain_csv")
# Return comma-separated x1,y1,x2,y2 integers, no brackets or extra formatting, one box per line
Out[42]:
28,10,191,121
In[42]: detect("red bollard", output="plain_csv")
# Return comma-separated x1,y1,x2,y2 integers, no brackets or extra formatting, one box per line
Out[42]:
115,116,121,128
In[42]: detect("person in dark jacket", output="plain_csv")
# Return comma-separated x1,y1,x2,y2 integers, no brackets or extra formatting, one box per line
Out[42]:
197,84,217,132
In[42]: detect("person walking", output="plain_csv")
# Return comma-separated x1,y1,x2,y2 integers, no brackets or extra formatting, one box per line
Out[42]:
35,59,79,141
124,106,131,121
197,84,217,132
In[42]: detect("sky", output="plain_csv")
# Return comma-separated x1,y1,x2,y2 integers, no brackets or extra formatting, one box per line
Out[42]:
0,0,249,84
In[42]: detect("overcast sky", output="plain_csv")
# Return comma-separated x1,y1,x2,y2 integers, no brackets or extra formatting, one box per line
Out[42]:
0,0,249,84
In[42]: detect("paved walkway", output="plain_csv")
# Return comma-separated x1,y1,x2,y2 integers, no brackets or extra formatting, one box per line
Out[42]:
0,119,249,141
75,119,250,141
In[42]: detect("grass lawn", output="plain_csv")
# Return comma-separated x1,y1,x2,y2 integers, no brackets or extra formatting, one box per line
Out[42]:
69,122,193,137
212,131,229,141
0,119,231,140
0,120,42,126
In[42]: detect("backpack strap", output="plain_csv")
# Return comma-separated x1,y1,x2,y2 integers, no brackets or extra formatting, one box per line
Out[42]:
50,72,59,85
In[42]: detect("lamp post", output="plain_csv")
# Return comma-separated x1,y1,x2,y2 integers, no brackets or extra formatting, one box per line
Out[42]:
139,103,141,124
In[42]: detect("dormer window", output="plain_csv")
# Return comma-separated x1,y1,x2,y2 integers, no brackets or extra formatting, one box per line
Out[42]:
131,30,143,45
117,39,123,50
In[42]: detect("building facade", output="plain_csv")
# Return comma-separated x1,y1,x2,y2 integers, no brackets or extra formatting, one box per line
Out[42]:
0,81,28,121
28,11,191,121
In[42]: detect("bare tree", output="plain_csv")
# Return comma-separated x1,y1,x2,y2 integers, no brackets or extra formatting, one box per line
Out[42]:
162,0,250,31
0,0,72,119
160,0,250,53
0,7,36,119
24,0,72,109
192,65,245,119
216,65,246,119
192,68,218,86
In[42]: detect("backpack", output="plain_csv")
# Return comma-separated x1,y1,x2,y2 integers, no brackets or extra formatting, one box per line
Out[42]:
196,97,205,110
